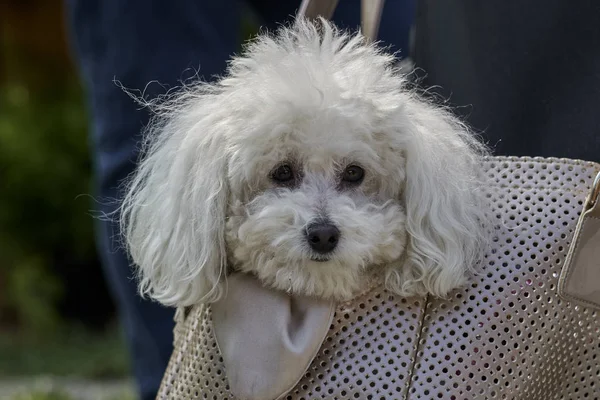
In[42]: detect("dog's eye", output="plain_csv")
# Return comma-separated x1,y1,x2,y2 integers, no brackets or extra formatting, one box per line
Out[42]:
271,164,294,183
342,165,365,184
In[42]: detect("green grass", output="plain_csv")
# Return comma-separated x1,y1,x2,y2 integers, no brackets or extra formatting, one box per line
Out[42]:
0,327,130,379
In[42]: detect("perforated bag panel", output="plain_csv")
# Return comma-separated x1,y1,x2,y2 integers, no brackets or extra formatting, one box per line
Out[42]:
157,157,600,400
409,158,600,400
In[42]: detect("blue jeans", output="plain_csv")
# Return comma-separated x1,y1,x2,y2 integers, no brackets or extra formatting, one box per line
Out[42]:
65,1,414,399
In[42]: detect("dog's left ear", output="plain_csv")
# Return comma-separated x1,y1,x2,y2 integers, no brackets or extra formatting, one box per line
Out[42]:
386,96,488,298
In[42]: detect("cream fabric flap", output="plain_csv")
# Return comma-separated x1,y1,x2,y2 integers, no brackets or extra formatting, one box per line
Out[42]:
211,273,335,400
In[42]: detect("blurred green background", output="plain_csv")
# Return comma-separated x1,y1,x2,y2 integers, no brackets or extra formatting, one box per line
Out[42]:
0,2,260,398
1,1,132,398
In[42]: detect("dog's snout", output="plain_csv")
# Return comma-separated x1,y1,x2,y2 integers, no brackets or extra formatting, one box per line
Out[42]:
306,222,340,254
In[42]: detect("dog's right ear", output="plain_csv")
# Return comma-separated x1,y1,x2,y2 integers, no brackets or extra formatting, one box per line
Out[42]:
121,89,229,307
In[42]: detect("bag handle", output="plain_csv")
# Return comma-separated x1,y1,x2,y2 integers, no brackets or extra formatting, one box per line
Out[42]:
297,0,385,41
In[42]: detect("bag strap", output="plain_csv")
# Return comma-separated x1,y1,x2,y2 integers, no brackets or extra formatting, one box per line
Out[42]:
297,0,385,41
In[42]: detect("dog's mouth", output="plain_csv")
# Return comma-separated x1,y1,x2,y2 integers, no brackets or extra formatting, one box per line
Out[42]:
310,256,331,263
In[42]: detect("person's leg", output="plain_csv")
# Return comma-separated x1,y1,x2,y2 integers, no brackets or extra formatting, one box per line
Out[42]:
411,1,600,160
64,1,240,399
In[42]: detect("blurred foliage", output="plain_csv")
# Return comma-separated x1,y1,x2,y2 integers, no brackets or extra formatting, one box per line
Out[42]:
0,1,258,386
0,2,125,390
11,389,74,400
0,80,96,335
10,391,135,400
0,326,129,378
9,383,135,400
0,0,260,340
0,1,117,346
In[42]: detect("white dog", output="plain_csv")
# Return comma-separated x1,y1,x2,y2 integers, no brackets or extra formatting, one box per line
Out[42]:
121,19,488,307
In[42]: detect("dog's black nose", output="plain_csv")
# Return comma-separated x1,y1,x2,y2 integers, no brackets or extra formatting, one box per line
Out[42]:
306,222,340,254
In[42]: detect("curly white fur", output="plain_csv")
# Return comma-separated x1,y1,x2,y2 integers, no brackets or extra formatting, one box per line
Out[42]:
121,19,489,307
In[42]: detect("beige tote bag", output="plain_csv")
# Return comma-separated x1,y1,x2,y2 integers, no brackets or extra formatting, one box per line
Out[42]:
156,2,600,399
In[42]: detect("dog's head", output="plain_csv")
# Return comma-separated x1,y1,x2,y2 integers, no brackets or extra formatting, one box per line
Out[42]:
122,20,488,306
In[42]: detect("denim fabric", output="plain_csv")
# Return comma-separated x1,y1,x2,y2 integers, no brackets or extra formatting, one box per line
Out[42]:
64,1,414,399
413,1,600,162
